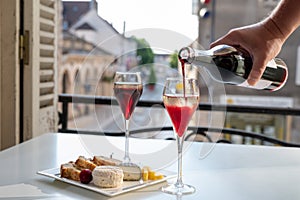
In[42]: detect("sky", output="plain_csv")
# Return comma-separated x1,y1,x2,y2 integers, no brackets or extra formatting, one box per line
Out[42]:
97,0,199,52
97,0,198,38
62,0,200,52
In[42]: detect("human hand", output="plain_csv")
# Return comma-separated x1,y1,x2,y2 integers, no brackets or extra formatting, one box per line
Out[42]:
210,20,285,86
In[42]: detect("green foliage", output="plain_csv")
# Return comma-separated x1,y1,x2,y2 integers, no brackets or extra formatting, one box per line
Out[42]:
132,36,154,65
169,50,179,69
131,36,157,86
148,65,157,85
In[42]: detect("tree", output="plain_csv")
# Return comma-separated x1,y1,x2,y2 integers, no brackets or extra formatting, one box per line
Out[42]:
169,50,179,69
132,36,154,65
148,65,157,84
131,36,157,89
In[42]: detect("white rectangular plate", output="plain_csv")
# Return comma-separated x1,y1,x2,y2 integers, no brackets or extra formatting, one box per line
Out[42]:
37,168,175,197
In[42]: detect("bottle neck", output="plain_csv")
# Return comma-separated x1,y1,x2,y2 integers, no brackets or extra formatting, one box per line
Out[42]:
178,45,249,84
178,47,213,65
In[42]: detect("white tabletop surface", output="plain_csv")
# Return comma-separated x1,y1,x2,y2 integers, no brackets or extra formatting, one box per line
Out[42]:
1,132,300,200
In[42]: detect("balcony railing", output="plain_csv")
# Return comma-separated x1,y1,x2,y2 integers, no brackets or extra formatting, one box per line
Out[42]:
58,94,300,147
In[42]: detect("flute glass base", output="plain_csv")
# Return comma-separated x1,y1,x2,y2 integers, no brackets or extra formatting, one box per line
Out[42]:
161,183,195,195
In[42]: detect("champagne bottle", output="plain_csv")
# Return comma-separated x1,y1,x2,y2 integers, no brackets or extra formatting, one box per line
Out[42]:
178,45,288,91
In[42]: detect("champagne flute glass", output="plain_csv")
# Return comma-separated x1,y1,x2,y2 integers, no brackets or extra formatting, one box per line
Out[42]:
113,72,143,163
162,77,200,195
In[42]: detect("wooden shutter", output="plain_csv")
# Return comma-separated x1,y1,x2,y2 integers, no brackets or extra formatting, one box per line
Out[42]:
23,0,59,140
0,0,20,149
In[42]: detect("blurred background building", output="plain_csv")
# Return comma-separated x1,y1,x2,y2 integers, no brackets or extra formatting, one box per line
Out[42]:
194,0,300,142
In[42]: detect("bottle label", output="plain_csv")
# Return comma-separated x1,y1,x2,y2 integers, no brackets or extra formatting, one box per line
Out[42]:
238,80,272,89
237,59,276,89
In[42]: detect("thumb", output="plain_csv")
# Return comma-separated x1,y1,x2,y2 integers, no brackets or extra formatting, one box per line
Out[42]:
247,57,267,86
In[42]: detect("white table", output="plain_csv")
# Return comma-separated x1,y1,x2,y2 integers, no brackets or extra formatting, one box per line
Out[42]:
1,133,300,200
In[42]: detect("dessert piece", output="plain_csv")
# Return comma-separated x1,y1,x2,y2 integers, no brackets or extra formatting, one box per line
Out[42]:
118,163,142,181
92,155,122,166
92,166,124,188
60,162,81,181
75,156,97,171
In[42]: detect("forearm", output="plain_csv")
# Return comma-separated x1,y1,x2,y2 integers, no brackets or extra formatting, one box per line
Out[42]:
266,0,300,41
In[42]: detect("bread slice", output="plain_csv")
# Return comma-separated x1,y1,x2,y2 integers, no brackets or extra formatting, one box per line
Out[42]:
60,162,81,181
75,156,97,171
93,155,121,166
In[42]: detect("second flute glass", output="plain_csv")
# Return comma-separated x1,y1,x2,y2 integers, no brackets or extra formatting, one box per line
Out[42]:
162,77,200,195
113,72,143,163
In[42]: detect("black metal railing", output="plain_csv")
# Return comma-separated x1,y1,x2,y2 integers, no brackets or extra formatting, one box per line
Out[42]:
58,94,300,147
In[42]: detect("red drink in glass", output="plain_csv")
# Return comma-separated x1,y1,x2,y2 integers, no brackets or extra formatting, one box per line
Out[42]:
114,83,143,120
163,95,199,137
113,72,143,163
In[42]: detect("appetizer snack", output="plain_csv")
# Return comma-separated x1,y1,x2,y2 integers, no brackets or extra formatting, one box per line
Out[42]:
75,156,97,171
92,166,124,188
60,155,165,188
141,166,149,181
79,169,93,184
142,166,164,181
118,163,142,181
60,162,81,181
93,155,121,166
